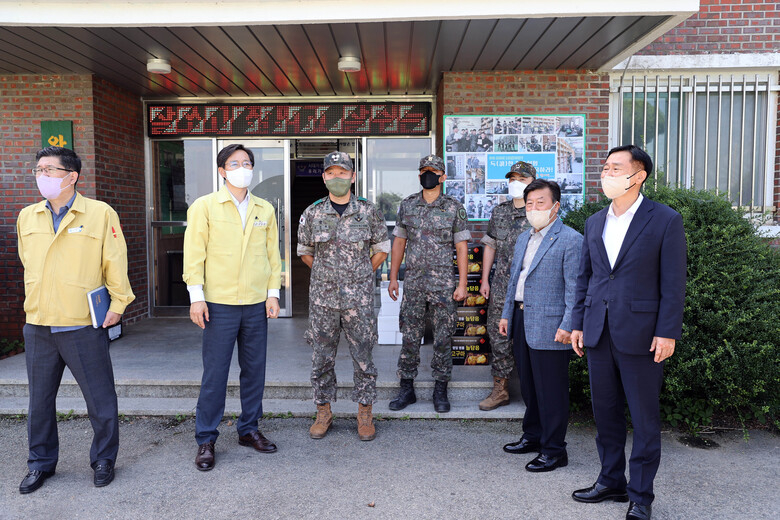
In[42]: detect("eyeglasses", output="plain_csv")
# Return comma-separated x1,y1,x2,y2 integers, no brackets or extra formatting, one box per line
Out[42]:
31,166,73,177
225,161,253,170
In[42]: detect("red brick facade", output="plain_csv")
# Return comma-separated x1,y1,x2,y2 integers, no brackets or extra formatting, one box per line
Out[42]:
438,70,611,238
638,0,778,55
0,74,147,341
638,0,780,217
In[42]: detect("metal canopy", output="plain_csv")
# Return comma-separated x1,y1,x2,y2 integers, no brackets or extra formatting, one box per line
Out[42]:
0,16,678,97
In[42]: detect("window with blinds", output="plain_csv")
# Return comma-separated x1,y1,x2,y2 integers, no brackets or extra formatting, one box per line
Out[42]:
612,73,777,211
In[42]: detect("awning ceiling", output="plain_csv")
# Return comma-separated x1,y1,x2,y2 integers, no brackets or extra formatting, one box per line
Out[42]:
0,16,685,98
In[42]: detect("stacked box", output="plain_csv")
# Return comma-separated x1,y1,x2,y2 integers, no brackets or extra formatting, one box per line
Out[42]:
451,336,491,366
452,243,490,365
452,244,484,276
378,280,403,345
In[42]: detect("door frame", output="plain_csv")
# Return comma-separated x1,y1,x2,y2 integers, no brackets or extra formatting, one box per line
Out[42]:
218,139,293,317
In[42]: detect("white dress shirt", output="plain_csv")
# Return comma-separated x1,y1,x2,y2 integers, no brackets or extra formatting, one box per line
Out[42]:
602,193,644,269
188,189,280,303
514,219,555,301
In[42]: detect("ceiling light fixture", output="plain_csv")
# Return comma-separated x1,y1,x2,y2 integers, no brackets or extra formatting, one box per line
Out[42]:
147,58,171,74
337,56,361,73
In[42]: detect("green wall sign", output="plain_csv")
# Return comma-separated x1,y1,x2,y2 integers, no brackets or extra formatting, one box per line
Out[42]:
41,120,73,150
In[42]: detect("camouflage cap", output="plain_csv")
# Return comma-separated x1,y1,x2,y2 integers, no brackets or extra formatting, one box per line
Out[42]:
419,154,445,171
505,160,536,179
324,151,354,171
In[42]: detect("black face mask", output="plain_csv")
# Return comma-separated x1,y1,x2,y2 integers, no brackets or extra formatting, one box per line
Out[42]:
420,171,441,190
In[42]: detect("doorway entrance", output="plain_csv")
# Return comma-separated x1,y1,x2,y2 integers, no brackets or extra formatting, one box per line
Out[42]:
149,136,432,318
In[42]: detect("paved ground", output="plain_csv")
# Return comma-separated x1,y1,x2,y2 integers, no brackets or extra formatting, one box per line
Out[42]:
0,416,777,520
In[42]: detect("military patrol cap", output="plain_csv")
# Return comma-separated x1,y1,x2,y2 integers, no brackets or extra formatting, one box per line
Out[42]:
505,161,536,179
324,151,354,171
418,154,445,172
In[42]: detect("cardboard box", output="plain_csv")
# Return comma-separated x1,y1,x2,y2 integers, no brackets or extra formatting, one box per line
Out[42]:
451,335,491,366
453,244,484,275
378,301,401,317
378,330,399,345
454,307,488,336
377,315,399,332
455,274,488,308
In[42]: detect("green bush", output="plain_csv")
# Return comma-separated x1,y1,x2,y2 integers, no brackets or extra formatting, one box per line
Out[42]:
563,185,780,432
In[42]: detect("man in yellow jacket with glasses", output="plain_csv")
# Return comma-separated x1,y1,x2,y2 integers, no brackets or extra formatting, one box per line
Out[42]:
183,143,282,471
17,146,135,493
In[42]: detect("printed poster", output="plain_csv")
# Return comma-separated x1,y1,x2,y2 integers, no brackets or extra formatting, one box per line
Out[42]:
444,115,585,220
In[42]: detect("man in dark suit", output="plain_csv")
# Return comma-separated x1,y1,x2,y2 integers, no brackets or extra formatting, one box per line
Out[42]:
570,145,687,520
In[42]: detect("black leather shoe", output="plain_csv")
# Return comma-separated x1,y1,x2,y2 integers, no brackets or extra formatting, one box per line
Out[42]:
525,452,568,472
19,469,54,494
572,482,629,503
432,380,450,413
195,441,215,471
388,378,416,411
503,438,541,454
93,460,115,487
238,430,278,453
626,501,652,520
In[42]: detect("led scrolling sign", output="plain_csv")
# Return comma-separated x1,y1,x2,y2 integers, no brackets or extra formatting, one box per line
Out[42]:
147,102,431,138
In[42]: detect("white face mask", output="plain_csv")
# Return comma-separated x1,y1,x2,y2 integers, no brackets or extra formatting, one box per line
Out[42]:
601,170,640,199
526,202,559,229
225,167,253,189
507,180,529,199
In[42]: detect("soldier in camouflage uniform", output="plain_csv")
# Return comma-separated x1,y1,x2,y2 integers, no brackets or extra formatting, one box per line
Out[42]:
478,161,535,410
298,151,390,441
387,155,472,413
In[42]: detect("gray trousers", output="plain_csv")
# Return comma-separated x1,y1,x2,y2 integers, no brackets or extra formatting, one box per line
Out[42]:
23,324,119,471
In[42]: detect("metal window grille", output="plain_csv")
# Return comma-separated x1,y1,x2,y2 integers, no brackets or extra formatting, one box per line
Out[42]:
612,73,778,213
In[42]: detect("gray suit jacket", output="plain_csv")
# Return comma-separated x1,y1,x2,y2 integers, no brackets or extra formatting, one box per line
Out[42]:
501,218,582,350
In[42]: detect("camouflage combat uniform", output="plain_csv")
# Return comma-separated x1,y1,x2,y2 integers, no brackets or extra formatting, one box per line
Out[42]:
298,194,390,405
393,192,472,382
480,201,531,378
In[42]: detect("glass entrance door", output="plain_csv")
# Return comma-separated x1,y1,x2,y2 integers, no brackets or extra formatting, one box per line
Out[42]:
217,140,293,317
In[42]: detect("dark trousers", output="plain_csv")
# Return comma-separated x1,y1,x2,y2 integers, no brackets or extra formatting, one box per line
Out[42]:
195,301,268,445
23,324,118,471
511,305,570,457
587,315,665,506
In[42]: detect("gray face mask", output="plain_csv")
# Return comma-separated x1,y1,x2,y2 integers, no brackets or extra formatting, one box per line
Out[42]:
324,177,352,197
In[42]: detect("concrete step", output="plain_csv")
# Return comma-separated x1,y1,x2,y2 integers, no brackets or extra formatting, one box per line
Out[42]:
0,378,496,401
0,396,525,420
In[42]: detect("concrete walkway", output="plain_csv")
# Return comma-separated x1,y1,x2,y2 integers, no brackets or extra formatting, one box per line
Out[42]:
0,416,777,520
0,317,524,419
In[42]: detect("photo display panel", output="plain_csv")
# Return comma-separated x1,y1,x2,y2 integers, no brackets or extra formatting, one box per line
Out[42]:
443,114,586,220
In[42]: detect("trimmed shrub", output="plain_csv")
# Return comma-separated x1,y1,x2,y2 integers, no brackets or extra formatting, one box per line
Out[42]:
563,185,780,432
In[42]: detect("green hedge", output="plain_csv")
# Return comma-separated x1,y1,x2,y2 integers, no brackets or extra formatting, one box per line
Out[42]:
563,185,780,432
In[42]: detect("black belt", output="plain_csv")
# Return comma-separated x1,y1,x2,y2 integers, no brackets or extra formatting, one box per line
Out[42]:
514,301,524,310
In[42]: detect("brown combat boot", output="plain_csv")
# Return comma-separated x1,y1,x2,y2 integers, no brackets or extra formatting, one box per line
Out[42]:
309,403,333,439
479,377,510,411
357,403,376,441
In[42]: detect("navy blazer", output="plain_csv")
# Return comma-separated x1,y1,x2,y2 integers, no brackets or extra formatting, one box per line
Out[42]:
502,218,582,350
571,197,687,353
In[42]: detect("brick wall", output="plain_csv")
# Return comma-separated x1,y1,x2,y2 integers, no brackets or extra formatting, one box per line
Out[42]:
638,0,779,55
0,74,146,341
439,70,610,239
637,0,780,218
92,77,148,323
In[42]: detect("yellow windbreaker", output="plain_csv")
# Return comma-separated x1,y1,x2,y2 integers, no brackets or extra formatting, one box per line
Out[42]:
182,186,282,305
16,192,135,326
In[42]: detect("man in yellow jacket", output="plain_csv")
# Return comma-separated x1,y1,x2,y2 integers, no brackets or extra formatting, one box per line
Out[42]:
183,143,282,471
16,146,135,493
